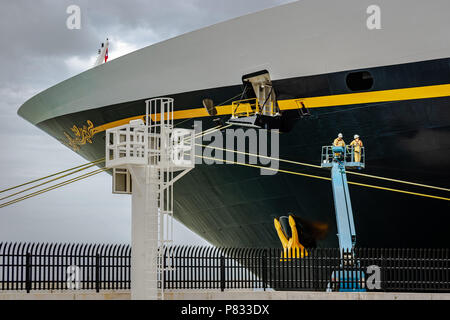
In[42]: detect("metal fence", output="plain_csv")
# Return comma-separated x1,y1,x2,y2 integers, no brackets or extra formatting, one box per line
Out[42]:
0,243,130,292
1,243,449,293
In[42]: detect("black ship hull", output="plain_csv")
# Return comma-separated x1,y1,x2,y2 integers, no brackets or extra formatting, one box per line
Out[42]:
34,58,450,249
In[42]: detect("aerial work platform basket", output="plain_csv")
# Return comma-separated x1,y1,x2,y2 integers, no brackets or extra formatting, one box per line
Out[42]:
321,145,365,170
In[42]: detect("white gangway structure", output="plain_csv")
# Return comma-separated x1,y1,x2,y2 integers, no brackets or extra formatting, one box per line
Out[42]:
105,97,195,300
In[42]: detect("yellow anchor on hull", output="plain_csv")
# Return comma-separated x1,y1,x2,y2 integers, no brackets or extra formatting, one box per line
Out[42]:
274,215,308,259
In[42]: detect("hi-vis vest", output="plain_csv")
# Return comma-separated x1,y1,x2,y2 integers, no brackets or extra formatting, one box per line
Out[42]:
333,138,345,147
350,139,363,152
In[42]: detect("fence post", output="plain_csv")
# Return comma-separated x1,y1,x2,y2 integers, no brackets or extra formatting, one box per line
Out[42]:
95,253,101,293
262,249,267,291
25,252,31,293
220,255,225,292
380,248,385,292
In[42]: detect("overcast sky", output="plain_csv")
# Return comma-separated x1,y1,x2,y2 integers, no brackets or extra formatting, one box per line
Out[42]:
0,0,294,246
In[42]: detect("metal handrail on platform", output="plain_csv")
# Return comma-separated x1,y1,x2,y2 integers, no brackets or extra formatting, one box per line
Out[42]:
321,145,365,169
231,98,277,118
231,98,259,118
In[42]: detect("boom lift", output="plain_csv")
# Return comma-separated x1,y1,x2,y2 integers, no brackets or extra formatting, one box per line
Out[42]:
321,145,366,292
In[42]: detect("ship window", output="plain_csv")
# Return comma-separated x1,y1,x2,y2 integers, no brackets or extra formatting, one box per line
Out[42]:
346,71,373,91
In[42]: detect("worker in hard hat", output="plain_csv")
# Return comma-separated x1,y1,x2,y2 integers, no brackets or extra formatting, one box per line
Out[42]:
332,133,346,159
350,134,363,162
333,133,346,147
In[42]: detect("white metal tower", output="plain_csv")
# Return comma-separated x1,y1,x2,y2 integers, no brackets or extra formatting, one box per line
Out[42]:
106,97,195,299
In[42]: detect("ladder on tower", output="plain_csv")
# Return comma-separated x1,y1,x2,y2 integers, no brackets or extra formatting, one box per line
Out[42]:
105,97,195,300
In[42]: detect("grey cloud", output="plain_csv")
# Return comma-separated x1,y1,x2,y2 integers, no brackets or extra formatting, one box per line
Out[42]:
0,0,294,245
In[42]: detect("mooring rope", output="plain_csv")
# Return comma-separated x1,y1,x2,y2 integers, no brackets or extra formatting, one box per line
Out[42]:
195,143,450,193
0,158,105,194
195,154,449,202
0,168,108,209
0,125,226,208
2,123,448,208
0,162,103,202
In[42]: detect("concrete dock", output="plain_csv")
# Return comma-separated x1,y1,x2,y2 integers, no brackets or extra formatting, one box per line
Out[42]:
1,290,450,300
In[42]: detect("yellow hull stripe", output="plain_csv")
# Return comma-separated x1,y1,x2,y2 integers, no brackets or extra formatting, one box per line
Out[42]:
279,83,450,110
92,83,450,134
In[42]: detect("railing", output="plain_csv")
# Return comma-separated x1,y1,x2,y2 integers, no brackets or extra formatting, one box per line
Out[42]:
231,98,277,118
0,243,130,292
321,145,366,168
163,247,450,292
1,243,449,293
232,98,259,118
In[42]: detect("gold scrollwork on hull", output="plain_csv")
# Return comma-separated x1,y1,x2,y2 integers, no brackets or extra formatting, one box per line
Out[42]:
62,120,97,151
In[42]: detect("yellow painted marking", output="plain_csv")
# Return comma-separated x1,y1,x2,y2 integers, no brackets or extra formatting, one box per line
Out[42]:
278,83,450,110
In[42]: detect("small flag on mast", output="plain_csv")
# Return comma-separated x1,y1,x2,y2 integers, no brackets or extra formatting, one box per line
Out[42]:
93,38,110,68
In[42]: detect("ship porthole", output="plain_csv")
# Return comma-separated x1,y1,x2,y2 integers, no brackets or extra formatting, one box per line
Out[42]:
346,71,374,91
